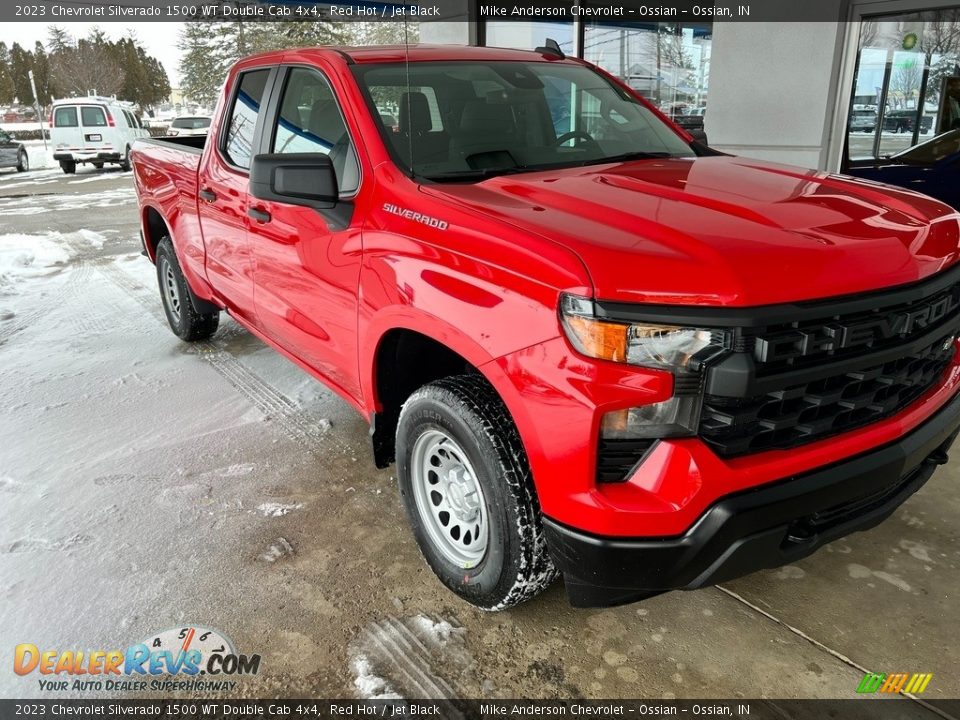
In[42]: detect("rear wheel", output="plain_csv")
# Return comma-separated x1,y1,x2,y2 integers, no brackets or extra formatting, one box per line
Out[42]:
155,237,219,341
119,146,131,172
16,151,28,173
396,375,558,610
60,160,76,174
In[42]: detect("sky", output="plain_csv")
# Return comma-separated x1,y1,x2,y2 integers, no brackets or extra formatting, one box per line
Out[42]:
2,22,186,86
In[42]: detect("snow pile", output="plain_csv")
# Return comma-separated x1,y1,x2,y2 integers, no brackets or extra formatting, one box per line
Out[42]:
257,502,303,517
350,655,402,700
411,614,462,646
0,233,70,294
73,229,106,249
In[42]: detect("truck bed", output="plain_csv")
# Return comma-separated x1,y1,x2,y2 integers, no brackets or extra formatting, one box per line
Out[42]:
136,135,207,153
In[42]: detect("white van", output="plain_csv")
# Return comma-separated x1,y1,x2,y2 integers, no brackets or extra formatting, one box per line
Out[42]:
50,96,149,174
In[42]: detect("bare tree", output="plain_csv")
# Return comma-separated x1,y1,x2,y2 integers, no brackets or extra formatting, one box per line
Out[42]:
50,40,124,98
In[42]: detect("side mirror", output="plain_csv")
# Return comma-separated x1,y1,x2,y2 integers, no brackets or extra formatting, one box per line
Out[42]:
250,153,338,209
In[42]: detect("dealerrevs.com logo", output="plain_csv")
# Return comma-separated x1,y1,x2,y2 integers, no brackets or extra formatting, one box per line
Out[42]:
14,626,261,693
856,672,933,694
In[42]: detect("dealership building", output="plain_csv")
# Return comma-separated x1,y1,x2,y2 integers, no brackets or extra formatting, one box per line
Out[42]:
419,0,960,171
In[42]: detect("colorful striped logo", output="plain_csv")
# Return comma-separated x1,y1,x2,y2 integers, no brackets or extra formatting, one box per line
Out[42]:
856,672,933,694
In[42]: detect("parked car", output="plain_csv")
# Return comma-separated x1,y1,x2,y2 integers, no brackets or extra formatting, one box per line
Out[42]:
846,128,960,208
133,45,960,610
0,130,28,172
882,109,933,134
168,116,211,136
50,96,149,173
848,109,876,133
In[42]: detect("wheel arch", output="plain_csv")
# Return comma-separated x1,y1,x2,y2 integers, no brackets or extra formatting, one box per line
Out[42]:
363,318,543,480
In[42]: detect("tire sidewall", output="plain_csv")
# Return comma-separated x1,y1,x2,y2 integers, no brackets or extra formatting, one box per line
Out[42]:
397,397,521,608
17,151,27,172
156,240,190,339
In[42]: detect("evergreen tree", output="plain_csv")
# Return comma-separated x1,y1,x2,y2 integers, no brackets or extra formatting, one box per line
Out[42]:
32,41,53,105
46,25,73,54
0,43,15,105
9,43,34,104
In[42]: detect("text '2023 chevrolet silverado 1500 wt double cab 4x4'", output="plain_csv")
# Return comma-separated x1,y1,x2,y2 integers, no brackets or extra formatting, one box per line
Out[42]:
132,44,960,610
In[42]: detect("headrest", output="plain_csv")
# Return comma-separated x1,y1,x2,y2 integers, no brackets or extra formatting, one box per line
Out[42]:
399,91,432,134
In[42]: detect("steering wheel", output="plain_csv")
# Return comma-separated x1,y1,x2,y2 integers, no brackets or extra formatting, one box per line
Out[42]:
554,130,602,150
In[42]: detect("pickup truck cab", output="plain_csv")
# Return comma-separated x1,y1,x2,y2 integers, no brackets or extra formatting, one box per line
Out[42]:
132,44,960,610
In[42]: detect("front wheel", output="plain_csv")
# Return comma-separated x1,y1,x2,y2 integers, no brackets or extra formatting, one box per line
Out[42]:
16,151,28,172
155,237,219,341
396,375,558,610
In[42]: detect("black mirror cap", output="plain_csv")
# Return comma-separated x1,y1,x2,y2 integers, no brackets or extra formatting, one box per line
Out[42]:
249,153,338,209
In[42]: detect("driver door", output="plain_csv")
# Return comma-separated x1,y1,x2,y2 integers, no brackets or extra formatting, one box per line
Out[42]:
249,64,364,402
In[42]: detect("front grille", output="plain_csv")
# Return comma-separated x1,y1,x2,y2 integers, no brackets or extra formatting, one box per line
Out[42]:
700,335,955,457
596,438,654,482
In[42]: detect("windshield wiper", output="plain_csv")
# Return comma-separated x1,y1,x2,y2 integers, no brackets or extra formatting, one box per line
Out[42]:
417,167,527,182
579,151,675,166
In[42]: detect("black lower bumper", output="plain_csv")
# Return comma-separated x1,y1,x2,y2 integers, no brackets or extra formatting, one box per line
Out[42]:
544,389,960,608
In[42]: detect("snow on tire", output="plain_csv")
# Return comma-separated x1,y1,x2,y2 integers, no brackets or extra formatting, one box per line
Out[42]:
396,374,558,610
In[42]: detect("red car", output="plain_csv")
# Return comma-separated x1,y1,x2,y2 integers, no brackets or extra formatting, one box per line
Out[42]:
132,44,960,610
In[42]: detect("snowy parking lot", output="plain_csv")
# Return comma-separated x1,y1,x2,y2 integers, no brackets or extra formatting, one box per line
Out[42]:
1,158,959,705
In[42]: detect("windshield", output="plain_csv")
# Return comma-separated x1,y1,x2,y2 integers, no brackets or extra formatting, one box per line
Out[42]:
891,129,960,165
353,60,694,181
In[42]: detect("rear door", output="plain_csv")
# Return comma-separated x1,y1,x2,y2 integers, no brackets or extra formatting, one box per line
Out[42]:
52,105,84,150
197,65,276,325
0,131,17,167
247,63,364,400
78,105,110,151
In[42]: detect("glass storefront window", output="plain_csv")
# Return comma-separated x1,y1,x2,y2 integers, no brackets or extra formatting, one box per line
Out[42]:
484,21,574,56
848,10,960,162
583,23,711,120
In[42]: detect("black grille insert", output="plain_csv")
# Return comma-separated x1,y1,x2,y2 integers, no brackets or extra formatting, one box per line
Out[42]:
597,438,655,482
700,336,955,457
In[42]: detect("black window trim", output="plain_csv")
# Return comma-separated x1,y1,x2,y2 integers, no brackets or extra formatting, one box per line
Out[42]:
264,63,363,201
217,64,280,175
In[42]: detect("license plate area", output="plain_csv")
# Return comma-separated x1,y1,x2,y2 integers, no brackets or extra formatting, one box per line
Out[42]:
85,133,102,142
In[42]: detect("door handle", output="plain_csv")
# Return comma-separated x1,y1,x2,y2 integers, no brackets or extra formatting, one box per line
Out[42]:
198,188,217,203
247,206,271,224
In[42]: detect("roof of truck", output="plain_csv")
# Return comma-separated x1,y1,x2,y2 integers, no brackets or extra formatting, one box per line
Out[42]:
242,44,581,66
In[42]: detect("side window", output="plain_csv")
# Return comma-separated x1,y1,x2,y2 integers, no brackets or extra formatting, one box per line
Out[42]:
123,110,135,128
54,107,78,128
81,106,107,127
223,68,271,170
271,67,359,195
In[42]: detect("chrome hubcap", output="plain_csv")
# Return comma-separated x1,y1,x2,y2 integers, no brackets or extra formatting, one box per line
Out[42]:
160,258,182,323
411,430,488,568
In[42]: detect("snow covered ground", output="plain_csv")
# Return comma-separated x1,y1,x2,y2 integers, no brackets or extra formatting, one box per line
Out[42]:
1,168,959,701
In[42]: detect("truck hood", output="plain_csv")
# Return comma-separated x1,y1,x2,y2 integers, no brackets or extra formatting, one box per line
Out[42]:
423,156,960,306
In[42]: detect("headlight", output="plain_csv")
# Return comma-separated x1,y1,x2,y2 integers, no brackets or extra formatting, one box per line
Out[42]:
559,294,720,370
560,294,727,442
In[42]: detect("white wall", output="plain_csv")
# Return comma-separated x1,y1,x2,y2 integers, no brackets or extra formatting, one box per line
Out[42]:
704,21,848,169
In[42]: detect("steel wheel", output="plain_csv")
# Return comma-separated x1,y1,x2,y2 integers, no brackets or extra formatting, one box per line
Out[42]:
411,429,488,568
160,256,182,324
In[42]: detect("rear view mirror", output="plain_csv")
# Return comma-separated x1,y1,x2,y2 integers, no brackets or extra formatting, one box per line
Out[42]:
250,153,338,209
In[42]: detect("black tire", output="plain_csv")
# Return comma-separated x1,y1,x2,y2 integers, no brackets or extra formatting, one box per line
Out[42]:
119,146,131,172
60,160,76,174
155,236,219,341
92,161,104,169
396,375,558,610
16,151,28,173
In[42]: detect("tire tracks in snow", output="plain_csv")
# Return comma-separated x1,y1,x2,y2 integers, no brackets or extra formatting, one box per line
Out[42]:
0,259,91,346
350,614,472,710
97,261,344,452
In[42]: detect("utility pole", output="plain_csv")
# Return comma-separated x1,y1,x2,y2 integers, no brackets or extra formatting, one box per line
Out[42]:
28,69,47,151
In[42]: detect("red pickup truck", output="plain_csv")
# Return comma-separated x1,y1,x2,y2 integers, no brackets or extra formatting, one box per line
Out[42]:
132,44,960,610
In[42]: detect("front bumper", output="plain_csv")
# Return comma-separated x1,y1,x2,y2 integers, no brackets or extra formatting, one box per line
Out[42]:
544,387,960,608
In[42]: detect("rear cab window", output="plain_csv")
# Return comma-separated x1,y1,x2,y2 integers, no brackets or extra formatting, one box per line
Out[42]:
223,69,272,170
